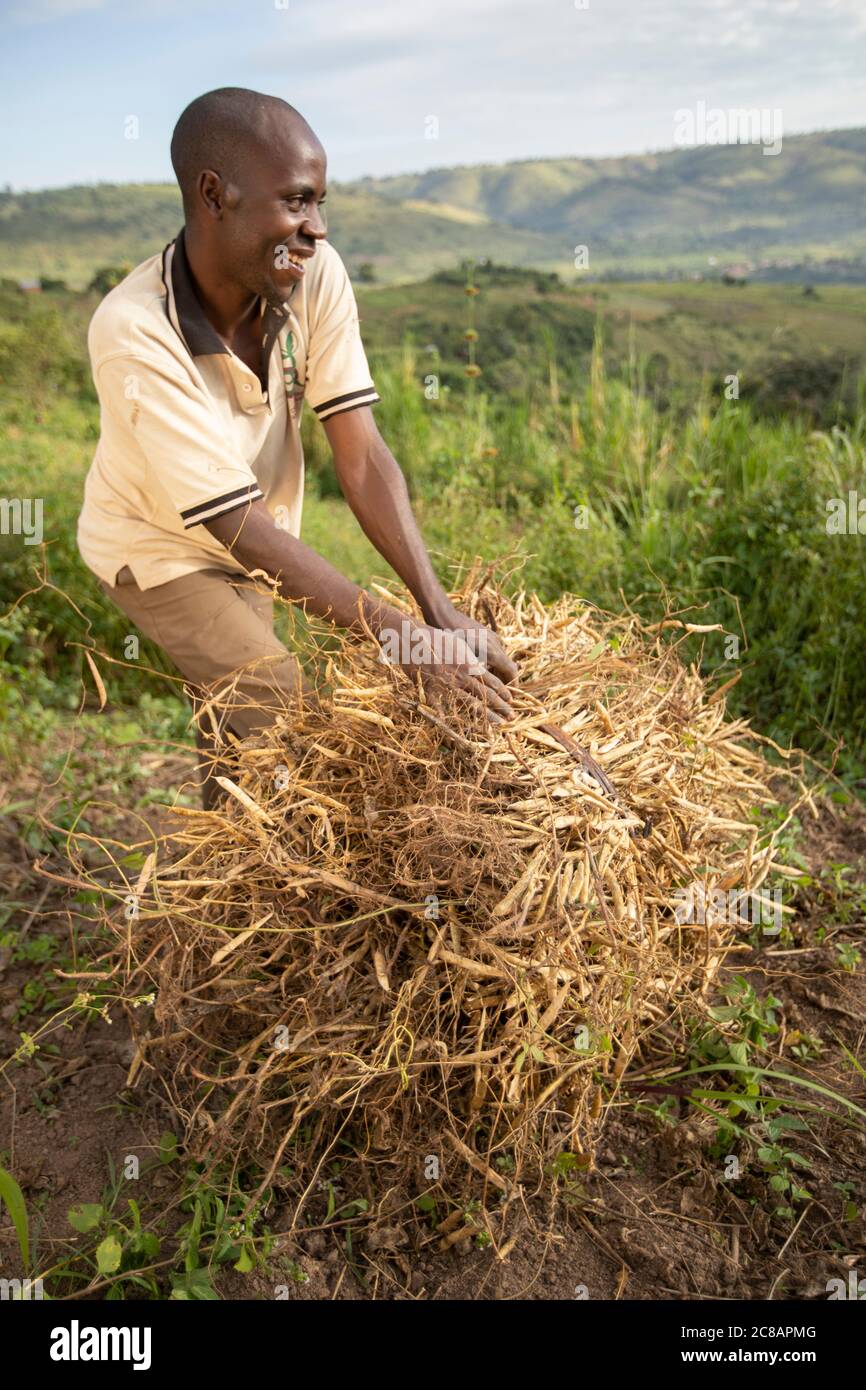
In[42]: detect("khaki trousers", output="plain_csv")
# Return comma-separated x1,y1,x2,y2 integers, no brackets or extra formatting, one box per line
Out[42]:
99,565,305,808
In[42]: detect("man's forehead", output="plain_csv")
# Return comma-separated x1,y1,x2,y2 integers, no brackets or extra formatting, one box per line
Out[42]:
254,112,325,183
254,137,325,189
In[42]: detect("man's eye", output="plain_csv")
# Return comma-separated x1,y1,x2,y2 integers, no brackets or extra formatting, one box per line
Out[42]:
282,196,327,218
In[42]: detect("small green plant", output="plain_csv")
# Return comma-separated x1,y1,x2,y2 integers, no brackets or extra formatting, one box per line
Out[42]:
414,1192,438,1221
752,1114,813,1221
23,1138,280,1300
0,1166,31,1273
820,863,866,926
696,975,781,1086
647,976,865,1226
172,1158,276,1298
787,1030,824,1062
546,1150,591,1207
67,1194,162,1299
832,1180,860,1224
836,941,862,973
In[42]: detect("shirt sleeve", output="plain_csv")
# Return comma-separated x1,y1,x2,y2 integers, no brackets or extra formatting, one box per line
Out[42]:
304,244,381,423
92,352,264,528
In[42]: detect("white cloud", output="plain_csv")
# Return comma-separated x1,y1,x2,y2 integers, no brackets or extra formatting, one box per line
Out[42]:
2,0,864,186
6,0,108,22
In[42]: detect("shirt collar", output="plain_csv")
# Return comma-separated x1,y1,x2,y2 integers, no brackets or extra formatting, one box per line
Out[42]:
162,228,291,382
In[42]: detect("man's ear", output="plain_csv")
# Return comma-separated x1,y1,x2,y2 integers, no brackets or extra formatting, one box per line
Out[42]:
198,169,227,220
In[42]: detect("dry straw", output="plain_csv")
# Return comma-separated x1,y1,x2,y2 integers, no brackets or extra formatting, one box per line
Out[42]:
106,566,803,1224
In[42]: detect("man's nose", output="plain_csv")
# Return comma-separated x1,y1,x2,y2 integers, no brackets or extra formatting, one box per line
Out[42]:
301,209,327,239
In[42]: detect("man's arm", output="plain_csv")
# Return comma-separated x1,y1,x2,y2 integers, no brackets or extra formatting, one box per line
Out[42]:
205,499,395,634
203,500,513,719
323,406,518,682
323,406,451,627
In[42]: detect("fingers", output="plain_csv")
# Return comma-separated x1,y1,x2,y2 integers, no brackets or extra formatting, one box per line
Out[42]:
448,642,514,706
469,633,517,686
452,683,508,727
486,640,519,684
479,665,513,702
423,670,510,726
413,620,520,689
492,651,520,683
443,660,513,717
475,670,513,719
404,619,519,726
463,628,518,685
448,669,513,722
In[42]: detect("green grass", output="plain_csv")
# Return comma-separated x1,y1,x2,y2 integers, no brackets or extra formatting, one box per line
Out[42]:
634,951,866,1225
356,271,866,420
1,279,865,778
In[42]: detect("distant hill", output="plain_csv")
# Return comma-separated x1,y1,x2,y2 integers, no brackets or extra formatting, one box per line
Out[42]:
2,127,865,287
356,268,866,423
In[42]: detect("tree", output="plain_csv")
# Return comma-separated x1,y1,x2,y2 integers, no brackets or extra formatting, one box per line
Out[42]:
87,264,131,296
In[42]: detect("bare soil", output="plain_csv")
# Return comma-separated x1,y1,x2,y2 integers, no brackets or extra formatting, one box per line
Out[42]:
2,754,865,1301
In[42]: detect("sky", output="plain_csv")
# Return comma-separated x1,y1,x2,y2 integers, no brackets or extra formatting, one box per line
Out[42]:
1,0,864,191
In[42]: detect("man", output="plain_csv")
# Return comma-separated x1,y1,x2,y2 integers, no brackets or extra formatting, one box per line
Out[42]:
77,87,517,808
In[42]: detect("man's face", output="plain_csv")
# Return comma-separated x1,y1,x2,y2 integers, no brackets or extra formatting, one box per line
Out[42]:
217,121,328,308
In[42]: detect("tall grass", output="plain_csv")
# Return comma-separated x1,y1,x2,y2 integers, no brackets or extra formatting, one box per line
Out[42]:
1,303,864,775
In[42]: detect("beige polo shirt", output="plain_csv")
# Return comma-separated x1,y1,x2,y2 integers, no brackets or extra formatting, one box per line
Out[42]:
77,229,380,590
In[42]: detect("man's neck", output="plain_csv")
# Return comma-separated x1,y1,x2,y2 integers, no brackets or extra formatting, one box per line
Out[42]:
182,225,260,340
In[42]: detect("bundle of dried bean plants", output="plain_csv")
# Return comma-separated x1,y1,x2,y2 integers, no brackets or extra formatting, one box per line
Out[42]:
101,570,803,1220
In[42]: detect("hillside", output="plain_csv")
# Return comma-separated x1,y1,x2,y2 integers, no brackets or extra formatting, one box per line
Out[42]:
1,127,865,287
0,182,554,290
355,127,866,256
357,271,866,414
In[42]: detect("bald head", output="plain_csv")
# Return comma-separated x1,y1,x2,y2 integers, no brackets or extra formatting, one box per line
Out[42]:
171,87,317,215
169,87,328,310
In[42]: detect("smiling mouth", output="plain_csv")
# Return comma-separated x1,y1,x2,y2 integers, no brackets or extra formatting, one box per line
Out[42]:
283,250,313,273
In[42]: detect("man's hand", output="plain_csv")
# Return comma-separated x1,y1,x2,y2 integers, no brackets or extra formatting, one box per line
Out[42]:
380,616,514,724
429,602,519,686
202,479,520,724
